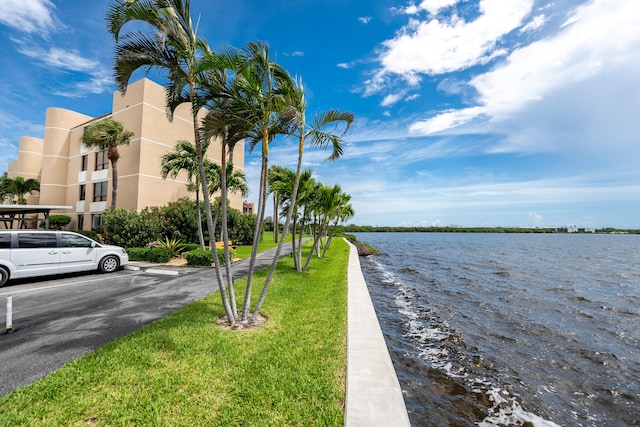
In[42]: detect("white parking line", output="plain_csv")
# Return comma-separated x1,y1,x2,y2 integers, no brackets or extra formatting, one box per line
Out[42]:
0,271,143,297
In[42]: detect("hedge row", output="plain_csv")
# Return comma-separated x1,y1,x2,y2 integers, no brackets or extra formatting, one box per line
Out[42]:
127,247,234,267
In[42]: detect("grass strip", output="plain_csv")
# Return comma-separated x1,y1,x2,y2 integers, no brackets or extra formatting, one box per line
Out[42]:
0,238,349,426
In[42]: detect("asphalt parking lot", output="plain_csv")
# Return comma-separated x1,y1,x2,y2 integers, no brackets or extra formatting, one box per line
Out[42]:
0,245,293,397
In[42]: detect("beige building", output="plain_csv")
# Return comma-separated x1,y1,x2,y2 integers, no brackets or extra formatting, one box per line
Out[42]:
6,78,244,230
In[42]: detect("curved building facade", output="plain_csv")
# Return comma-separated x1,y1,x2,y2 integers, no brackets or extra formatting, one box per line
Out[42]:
6,78,245,230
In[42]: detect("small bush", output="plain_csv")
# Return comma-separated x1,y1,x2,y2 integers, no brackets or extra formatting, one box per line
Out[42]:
185,248,230,267
41,215,72,230
127,248,171,263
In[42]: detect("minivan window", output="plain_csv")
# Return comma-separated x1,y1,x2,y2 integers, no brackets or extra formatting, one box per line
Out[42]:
18,233,57,248
0,234,10,249
62,234,93,248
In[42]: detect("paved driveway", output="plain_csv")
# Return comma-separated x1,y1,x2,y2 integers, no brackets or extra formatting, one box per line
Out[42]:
0,245,293,397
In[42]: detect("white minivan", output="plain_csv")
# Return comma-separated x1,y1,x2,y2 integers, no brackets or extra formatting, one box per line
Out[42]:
0,230,129,287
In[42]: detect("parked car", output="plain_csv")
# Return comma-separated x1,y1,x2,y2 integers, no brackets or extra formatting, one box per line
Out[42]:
0,230,128,287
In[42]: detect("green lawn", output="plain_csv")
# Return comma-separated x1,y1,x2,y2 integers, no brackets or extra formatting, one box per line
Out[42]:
0,238,349,426
233,231,295,259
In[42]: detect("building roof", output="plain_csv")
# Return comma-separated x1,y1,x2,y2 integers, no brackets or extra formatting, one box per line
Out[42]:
0,205,73,229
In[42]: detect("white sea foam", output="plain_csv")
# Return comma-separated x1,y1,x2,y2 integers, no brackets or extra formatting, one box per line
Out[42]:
478,393,562,427
385,263,561,427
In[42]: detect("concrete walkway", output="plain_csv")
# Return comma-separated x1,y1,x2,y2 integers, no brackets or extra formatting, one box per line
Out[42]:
344,239,411,427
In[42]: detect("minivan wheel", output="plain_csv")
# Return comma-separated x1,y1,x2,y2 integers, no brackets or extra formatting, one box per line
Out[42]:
0,267,8,287
99,256,120,273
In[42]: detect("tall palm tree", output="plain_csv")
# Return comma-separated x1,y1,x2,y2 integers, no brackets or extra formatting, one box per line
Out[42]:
106,0,236,323
250,77,353,317
4,176,40,205
208,41,295,325
200,83,255,320
160,140,209,249
81,117,134,208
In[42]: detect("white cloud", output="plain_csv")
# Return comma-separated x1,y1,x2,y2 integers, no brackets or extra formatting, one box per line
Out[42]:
18,46,99,72
358,16,371,24
409,0,640,158
378,0,533,77
0,0,57,34
528,211,543,224
520,14,546,33
15,44,113,97
381,93,403,107
409,106,485,134
405,0,460,16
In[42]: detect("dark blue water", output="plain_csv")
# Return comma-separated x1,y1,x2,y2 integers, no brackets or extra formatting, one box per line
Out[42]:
354,232,640,426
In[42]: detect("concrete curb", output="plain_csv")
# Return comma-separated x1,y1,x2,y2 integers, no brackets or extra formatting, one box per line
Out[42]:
344,239,410,427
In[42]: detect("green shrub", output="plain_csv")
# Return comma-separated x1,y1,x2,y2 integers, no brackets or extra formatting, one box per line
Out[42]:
161,198,205,244
126,248,148,261
146,248,171,263
102,208,162,247
225,207,256,245
127,247,171,263
40,215,72,230
185,248,230,267
100,200,256,248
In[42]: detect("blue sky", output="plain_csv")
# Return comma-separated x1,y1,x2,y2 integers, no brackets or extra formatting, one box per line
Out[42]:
1,0,639,228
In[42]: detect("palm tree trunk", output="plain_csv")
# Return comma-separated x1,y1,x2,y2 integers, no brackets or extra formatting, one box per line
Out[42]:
219,141,238,319
194,110,234,325
273,194,279,243
291,215,299,271
110,160,118,208
242,154,268,321
195,187,205,250
249,135,305,322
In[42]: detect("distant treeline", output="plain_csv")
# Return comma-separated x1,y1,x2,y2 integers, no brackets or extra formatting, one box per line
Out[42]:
337,225,640,234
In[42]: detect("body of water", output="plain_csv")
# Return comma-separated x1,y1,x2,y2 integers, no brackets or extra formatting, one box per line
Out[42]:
354,232,639,426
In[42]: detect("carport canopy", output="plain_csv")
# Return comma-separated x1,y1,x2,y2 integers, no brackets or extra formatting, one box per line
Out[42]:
0,205,72,230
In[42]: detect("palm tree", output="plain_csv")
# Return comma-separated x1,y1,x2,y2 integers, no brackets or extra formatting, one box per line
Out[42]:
250,77,353,314
302,183,346,271
81,117,134,208
160,140,210,249
106,0,236,323
204,41,295,325
272,168,315,271
322,192,353,257
3,176,40,204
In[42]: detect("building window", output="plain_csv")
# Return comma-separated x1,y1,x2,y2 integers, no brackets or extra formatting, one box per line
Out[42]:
93,181,108,202
95,150,108,171
77,214,84,230
81,154,88,171
79,184,86,201
92,214,104,230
